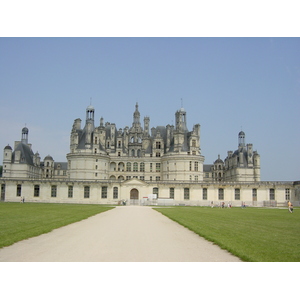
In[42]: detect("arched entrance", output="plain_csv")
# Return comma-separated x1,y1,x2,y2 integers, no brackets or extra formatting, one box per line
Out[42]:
130,188,139,199
130,188,139,205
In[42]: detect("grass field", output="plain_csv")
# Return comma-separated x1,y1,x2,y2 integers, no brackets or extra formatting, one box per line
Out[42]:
0,202,114,248
154,206,300,262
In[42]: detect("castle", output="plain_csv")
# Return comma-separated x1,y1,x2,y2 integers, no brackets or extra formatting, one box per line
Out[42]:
1,104,298,206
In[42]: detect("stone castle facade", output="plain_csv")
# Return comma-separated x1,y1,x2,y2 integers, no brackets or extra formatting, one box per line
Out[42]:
1,104,298,206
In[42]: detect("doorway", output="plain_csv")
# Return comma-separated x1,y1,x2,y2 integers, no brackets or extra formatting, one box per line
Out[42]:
130,188,139,205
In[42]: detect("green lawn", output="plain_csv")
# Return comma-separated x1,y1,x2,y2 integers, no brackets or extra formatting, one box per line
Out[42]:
0,202,114,248
154,206,300,262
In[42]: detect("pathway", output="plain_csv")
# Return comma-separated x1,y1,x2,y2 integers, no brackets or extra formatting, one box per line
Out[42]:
0,206,241,262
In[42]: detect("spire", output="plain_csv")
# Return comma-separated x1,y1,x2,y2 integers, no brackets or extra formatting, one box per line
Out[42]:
133,102,140,126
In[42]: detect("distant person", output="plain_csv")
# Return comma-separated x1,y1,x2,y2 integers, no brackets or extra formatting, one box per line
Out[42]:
288,201,293,213
211,201,214,208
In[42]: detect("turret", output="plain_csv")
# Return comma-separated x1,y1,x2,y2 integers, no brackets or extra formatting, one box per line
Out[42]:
21,127,29,144
175,107,187,132
3,145,12,163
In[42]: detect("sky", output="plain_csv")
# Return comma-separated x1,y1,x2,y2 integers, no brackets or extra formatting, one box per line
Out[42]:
0,37,299,181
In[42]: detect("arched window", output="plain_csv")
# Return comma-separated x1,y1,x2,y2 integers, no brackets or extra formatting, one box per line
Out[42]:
126,162,131,172
133,162,138,172
131,149,135,157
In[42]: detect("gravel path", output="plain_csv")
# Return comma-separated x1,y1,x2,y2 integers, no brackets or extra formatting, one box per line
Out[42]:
0,206,241,262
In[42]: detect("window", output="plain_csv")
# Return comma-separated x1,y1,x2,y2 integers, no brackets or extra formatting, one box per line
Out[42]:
203,188,207,200
252,188,257,201
68,186,73,198
285,188,290,200
270,189,275,200
150,176,152,181
95,137,98,144
133,162,138,172
140,162,145,172
140,176,145,181
153,187,159,198
34,185,40,197
195,161,198,171
102,186,107,198
113,187,118,199
218,188,224,200
195,176,198,182
118,152,121,156
156,141,161,149
126,162,131,172
189,161,192,171
192,139,196,147
235,188,240,200
184,188,190,200
118,141,121,148
156,152,161,157
156,163,161,172
126,176,131,180
84,186,90,198
16,184,22,197
170,187,174,199
192,151,196,155
1,184,5,201
51,185,57,197
156,176,160,181
150,163,153,172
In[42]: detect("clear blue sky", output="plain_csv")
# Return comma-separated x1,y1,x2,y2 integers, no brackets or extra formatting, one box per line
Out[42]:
0,37,299,181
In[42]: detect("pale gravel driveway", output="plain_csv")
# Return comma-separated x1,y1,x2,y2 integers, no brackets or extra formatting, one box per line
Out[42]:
0,206,241,262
